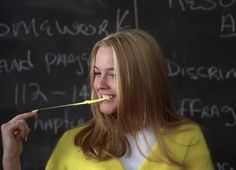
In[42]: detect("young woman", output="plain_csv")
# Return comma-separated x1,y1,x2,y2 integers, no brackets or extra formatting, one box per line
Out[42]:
1,29,213,170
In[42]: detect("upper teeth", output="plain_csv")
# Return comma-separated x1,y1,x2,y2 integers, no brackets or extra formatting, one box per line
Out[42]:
102,94,113,100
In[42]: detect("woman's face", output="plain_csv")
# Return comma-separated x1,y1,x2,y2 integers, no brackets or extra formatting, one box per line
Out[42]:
93,46,117,115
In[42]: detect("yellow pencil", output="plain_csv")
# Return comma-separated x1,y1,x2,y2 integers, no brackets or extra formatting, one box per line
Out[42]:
32,97,108,112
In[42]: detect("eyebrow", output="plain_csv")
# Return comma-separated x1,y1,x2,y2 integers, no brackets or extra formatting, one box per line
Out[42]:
94,66,114,71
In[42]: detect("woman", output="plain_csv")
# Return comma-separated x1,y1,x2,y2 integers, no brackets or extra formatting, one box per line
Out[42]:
1,29,213,170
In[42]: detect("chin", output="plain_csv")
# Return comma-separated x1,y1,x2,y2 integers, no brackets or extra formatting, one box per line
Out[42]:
99,106,117,115
100,109,116,115
99,100,117,115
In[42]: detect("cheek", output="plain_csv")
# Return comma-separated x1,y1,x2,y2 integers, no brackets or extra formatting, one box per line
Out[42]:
111,80,118,92
92,80,96,89
93,78,98,90
112,84,117,93
92,81,98,97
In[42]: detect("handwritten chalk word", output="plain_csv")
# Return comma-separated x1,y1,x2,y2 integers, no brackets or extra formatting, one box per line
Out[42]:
220,13,236,38
168,0,236,11
0,8,133,38
167,60,236,81
178,98,236,127
44,51,88,76
33,110,84,134
0,50,34,74
0,18,107,37
217,162,235,170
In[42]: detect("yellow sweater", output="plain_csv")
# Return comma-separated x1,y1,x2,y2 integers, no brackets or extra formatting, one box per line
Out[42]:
46,124,214,170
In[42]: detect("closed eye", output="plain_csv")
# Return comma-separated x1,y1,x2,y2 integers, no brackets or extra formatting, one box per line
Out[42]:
94,72,101,76
108,73,116,79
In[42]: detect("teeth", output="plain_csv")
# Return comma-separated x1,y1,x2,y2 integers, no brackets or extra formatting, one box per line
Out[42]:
101,94,113,100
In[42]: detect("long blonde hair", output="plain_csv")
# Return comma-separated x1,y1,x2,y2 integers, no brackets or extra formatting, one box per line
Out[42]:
75,29,189,166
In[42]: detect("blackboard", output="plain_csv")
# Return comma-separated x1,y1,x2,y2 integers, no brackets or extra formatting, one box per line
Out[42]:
0,0,235,169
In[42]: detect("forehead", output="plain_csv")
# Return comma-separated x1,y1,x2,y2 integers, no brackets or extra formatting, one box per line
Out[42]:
94,46,114,69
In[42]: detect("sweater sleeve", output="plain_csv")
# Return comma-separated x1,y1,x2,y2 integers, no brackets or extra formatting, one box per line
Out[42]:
184,127,214,170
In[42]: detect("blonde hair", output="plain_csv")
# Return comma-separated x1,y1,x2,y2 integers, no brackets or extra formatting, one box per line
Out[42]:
75,29,190,166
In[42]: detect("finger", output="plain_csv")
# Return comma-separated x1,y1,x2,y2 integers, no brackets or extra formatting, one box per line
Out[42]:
9,111,37,123
12,120,29,140
21,120,30,141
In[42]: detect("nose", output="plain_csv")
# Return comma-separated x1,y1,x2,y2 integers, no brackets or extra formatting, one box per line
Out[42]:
95,76,109,90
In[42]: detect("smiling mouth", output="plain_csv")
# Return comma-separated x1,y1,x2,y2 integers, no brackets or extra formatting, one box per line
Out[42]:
101,94,115,100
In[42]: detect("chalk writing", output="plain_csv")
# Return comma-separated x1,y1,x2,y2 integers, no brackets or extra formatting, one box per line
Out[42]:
167,60,236,80
0,50,34,73
217,162,235,170
0,1,234,168
133,0,139,28
14,82,90,106
0,19,107,37
168,0,236,38
33,110,84,134
49,84,90,102
178,98,236,127
77,84,90,101
44,51,88,75
0,8,133,38
50,91,66,95
168,0,236,11
220,13,236,38
116,9,131,31
15,82,48,105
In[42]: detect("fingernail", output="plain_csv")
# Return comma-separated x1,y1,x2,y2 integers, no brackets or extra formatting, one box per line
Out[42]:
14,131,19,135
32,109,38,113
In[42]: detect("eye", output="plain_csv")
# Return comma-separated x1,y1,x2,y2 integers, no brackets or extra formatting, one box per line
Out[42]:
108,73,116,79
94,71,101,77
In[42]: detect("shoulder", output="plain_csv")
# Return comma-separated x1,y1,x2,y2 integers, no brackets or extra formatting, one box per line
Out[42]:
57,124,88,145
165,124,214,169
163,123,205,145
63,125,85,136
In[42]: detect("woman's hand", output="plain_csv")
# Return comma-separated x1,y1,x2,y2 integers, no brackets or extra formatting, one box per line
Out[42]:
1,111,37,170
